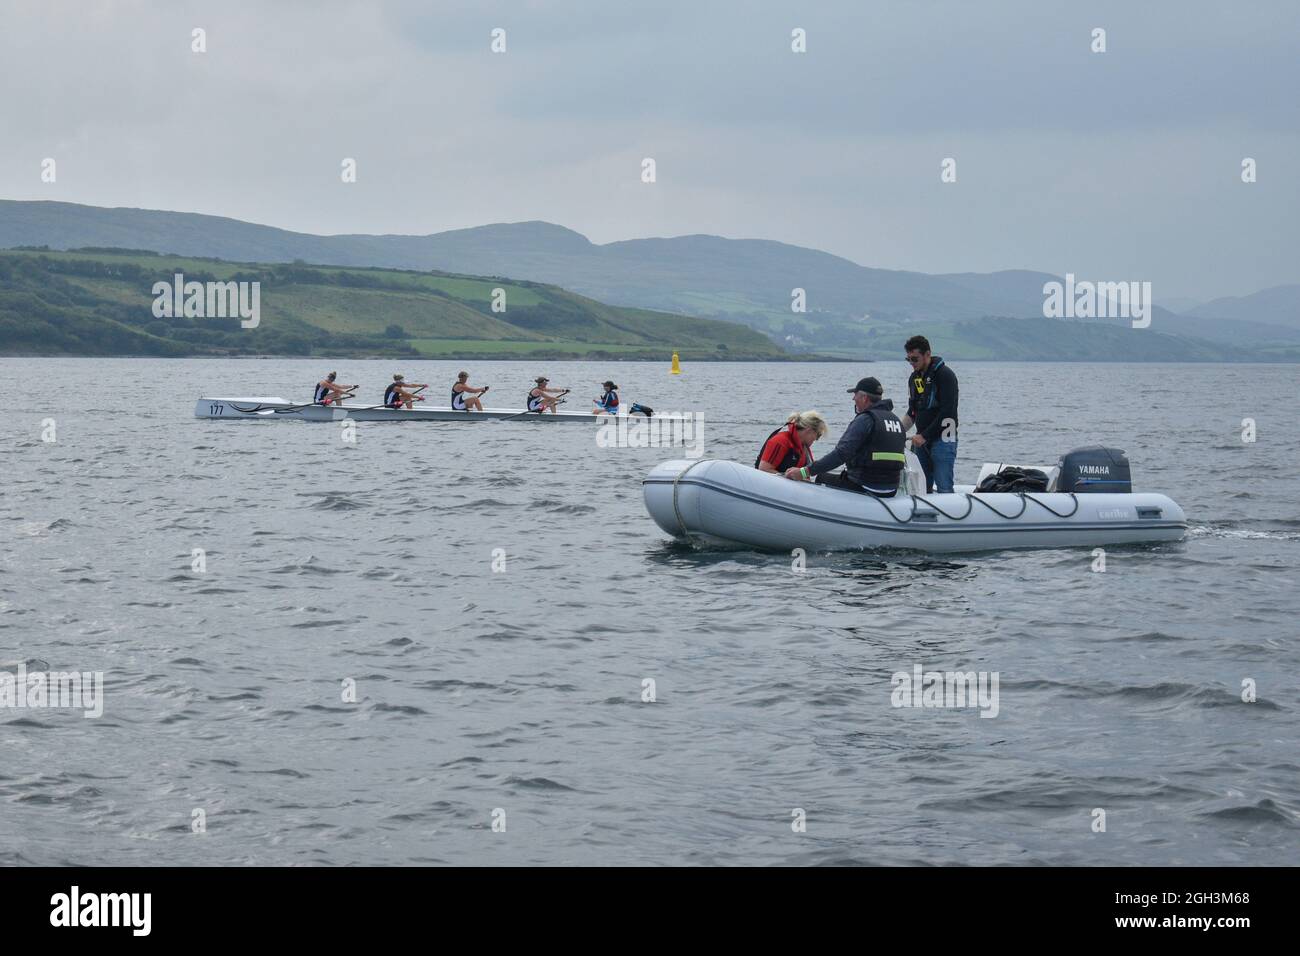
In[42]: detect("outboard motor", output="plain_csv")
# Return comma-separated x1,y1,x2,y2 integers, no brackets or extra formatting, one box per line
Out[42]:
1057,446,1132,493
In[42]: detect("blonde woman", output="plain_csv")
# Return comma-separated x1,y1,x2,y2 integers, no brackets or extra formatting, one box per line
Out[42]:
755,410,827,476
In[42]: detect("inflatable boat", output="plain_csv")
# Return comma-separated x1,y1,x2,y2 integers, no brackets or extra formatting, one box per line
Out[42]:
643,447,1187,553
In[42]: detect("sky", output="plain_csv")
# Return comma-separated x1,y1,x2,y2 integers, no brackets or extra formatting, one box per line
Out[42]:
1,0,1297,302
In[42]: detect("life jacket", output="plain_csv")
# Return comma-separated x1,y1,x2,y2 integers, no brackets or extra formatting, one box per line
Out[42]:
598,389,619,412
755,423,813,473
910,357,946,412
384,383,403,407
451,384,468,410
856,405,907,489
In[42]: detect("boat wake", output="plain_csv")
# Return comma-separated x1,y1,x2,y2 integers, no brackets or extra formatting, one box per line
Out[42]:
1188,524,1300,541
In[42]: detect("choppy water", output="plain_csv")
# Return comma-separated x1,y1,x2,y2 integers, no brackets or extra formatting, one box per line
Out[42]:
1,357,1296,865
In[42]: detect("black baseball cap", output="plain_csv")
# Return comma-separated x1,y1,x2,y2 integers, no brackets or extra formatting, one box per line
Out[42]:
847,376,883,396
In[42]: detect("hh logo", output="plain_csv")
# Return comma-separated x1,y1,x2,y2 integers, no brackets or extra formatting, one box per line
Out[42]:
884,419,902,433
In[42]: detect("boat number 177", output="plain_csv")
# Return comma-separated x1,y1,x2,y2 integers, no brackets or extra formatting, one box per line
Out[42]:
209,404,225,416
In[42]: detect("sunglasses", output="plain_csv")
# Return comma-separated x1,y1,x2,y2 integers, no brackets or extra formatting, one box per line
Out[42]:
905,354,925,364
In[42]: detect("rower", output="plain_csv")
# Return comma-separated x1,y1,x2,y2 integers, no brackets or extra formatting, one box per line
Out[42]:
527,376,567,414
383,373,427,410
451,371,488,412
314,371,356,406
593,380,620,415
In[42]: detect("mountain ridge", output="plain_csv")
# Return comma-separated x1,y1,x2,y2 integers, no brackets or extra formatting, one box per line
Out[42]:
3,199,1298,361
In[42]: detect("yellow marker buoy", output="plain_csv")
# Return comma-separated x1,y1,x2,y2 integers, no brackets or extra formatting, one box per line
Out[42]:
670,351,681,375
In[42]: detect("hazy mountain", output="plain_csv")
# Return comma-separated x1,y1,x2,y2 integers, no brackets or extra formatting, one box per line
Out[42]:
1185,285,1300,329
1158,296,1206,314
3,199,1295,361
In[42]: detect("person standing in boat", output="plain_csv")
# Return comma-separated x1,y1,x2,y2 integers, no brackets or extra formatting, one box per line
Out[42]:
527,376,566,414
314,371,356,406
384,373,427,410
899,335,959,493
784,377,906,497
451,371,488,412
593,381,621,415
756,411,827,474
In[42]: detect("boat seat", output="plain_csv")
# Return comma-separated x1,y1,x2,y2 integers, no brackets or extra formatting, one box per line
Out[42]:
975,462,1061,492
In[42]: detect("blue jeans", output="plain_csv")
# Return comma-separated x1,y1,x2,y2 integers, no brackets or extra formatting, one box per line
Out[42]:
916,438,958,493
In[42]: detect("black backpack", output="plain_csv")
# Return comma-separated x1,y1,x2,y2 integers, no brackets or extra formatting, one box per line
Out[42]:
976,466,1050,493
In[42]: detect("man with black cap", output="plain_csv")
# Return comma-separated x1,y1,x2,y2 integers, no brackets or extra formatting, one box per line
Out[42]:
783,377,907,496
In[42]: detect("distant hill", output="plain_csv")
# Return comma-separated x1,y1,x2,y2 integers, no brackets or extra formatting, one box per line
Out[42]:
0,248,783,360
1184,284,1300,329
2,199,1296,361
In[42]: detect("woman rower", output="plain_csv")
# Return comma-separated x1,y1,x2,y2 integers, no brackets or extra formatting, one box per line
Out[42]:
527,376,566,414
593,380,620,415
755,411,827,476
451,371,488,412
314,371,356,406
383,373,427,410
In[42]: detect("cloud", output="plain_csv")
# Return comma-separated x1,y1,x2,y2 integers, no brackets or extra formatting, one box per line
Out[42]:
0,0,1296,298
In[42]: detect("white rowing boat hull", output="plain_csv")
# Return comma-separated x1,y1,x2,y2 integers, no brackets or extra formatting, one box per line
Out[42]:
643,458,1187,553
195,397,656,423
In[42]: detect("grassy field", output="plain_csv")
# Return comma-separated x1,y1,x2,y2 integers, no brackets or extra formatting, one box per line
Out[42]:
0,248,786,359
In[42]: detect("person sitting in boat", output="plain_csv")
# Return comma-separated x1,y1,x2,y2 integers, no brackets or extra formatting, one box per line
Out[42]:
451,371,488,412
314,371,356,406
756,411,827,474
784,377,906,497
384,374,427,410
594,381,621,415
527,377,567,414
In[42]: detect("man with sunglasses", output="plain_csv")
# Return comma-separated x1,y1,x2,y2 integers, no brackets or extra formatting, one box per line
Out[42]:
900,335,959,493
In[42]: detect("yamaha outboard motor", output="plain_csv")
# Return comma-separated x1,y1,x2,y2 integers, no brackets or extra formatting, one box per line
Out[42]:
1057,446,1132,493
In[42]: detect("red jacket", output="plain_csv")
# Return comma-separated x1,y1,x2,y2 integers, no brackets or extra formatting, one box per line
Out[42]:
757,423,811,472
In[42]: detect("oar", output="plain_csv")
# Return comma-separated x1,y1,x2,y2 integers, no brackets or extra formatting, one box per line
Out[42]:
497,399,568,422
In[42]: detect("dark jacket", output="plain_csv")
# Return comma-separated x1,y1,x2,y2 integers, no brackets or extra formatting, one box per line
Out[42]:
906,356,959,442
807,398,906,490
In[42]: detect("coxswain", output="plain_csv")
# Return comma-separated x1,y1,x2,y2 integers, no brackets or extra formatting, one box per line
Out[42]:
594,380,621,415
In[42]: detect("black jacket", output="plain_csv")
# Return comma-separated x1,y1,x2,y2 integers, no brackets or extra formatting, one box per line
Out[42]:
906,356,959,442
807,398,905,489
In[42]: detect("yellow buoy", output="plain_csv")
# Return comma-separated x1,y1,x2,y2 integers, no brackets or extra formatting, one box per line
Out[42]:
670,351,681,375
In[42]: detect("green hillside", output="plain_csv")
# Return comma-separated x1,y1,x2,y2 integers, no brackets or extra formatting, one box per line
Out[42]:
0,248,784,360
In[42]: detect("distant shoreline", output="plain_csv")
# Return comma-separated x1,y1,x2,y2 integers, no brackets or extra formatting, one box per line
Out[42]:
2,353,1295,366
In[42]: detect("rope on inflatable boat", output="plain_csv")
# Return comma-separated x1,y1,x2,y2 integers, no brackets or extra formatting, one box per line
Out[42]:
968,493,1028,520
1023,492,1080,518
671,460,707,541
901,491,1079,522
911,494,974,521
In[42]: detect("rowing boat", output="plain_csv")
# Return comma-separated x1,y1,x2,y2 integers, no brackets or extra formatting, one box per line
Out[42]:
195,397,661,423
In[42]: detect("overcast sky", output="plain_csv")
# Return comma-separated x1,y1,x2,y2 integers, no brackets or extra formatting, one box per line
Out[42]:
2,0,1297,301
